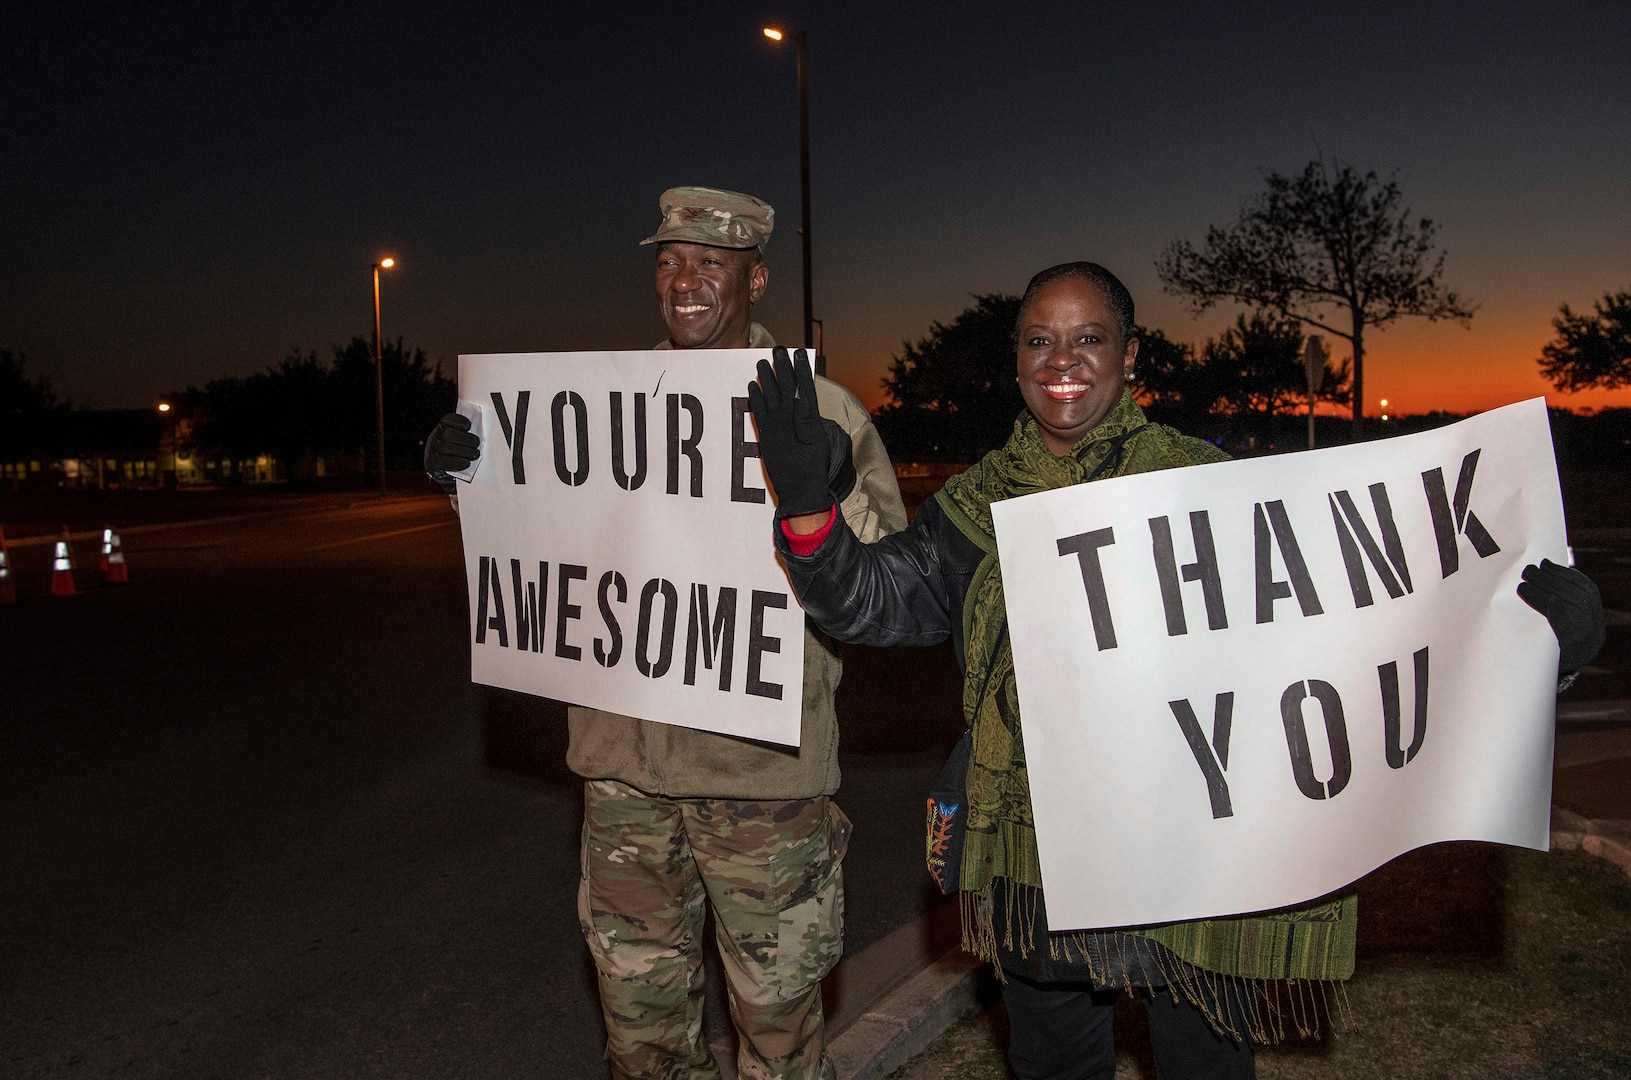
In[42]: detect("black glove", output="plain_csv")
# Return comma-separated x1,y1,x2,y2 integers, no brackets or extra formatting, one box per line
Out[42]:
424,412,480,495
1517,559,1606,675
747,347,851,518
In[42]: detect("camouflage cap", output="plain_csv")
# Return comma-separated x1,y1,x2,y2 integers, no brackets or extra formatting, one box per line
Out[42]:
639,186,775,251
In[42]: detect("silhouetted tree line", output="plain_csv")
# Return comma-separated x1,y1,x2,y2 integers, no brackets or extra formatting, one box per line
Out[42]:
1369,407,1631,472
1539,287,1631,393
872,295,1027,461
872,297,1351,461
0,349,71,458
170,336,454,480
1547,407,1631,471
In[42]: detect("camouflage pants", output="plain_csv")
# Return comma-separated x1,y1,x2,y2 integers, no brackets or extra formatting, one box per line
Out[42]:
578,780,850,1080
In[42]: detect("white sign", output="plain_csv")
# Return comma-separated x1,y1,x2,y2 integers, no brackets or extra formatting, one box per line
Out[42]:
992,399,1566,930
455,350,804,746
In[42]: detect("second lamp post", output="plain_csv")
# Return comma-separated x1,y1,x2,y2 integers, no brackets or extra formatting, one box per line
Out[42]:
762,26,814,352
372,257,395,495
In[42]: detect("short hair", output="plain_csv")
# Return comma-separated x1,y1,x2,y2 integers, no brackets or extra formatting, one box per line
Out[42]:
1016,262,1136,346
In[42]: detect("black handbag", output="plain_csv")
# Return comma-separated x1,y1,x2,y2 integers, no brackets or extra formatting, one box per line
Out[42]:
924,620,1008,895
925,726,972,894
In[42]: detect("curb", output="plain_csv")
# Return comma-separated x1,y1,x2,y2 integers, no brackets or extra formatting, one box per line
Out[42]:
829,950,985,1080
823,899,982,1080
1551,806,1631,878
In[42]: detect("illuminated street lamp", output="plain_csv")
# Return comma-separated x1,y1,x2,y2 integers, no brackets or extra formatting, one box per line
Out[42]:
372,258,395,496
762,26,814,352
157,401,176,487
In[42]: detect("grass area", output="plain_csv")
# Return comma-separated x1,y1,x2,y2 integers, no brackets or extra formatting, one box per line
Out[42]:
889,845,1631,1079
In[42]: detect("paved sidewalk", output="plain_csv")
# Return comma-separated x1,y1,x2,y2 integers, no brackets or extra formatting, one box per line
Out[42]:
819,695,1631,1080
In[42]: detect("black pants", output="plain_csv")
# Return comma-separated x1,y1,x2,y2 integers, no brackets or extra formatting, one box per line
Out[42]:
1001,970,1256,1080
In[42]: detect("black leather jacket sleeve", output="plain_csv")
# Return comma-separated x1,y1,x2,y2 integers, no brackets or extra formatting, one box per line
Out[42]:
774,495,987,668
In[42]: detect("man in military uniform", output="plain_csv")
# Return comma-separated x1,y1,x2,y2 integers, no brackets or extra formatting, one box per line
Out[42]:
424,187,906,1079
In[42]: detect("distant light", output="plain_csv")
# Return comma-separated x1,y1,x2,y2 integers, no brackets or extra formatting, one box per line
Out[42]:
1382,414,1390,421
762,27,784,40
1379,398,1389,408
157,403,171,412
379,257,395,269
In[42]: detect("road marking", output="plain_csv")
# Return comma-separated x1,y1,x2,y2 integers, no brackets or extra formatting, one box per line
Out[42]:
6,517,263,548
306,520,457,551
4,495,449,548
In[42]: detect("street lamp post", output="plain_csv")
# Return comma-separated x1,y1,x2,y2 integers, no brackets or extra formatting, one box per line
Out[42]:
762,27,814,352
157,402,175,488
1301,335,1326,450
372,257,395,496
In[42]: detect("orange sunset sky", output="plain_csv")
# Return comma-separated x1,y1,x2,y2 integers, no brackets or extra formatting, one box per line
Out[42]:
821,298,1631,421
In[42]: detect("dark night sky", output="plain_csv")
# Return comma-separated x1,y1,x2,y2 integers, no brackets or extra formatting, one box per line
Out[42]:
3,1,1628,415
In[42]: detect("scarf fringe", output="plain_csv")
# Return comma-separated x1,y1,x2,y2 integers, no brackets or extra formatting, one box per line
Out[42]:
959,884,1353,1045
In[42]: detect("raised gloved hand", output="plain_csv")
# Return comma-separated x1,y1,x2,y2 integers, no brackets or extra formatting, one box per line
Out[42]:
424,412,480,495
747,346,855,518
1517,559,1606,675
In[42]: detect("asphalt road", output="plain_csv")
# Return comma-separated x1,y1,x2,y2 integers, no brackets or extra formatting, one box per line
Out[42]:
1,491,964,1078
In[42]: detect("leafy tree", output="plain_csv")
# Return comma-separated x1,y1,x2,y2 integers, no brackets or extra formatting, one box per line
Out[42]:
1128,325,1215,432
0,349,68,459
1157,159,1474,437
1538,287,1631,392
0,349,61,415
874,294,1024,461
177,336,454,480
187,351,350,476
184,375,264,464
1201,312,1350,417
1132,318,1348,443
328,336,455,470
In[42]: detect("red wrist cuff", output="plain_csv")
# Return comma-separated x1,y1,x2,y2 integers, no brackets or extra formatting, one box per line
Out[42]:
781,505,837,556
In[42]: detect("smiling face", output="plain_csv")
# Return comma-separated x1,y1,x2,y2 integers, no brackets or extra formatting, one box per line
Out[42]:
1016,277,1138,455
654,242,769,349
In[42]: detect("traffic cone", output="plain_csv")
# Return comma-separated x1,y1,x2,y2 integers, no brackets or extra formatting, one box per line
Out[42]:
0,526,15,605
50,527,76,597
103,528,129,585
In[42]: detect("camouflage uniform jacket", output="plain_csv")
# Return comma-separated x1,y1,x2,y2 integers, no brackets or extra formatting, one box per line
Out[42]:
564,325,907,799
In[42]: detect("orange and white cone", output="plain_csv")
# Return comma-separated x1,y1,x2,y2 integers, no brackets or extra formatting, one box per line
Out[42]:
50,527,76,597
0,526,15,605
103,528,129,585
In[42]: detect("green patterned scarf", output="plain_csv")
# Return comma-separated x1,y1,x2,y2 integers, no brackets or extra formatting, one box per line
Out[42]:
933,392,1357,998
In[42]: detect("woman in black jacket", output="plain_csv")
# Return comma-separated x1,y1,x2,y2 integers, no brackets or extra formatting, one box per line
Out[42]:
748,261,1605,1080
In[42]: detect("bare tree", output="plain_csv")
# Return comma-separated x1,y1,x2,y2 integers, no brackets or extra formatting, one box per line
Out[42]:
1157,160,1474,436
1538,287,1631,392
